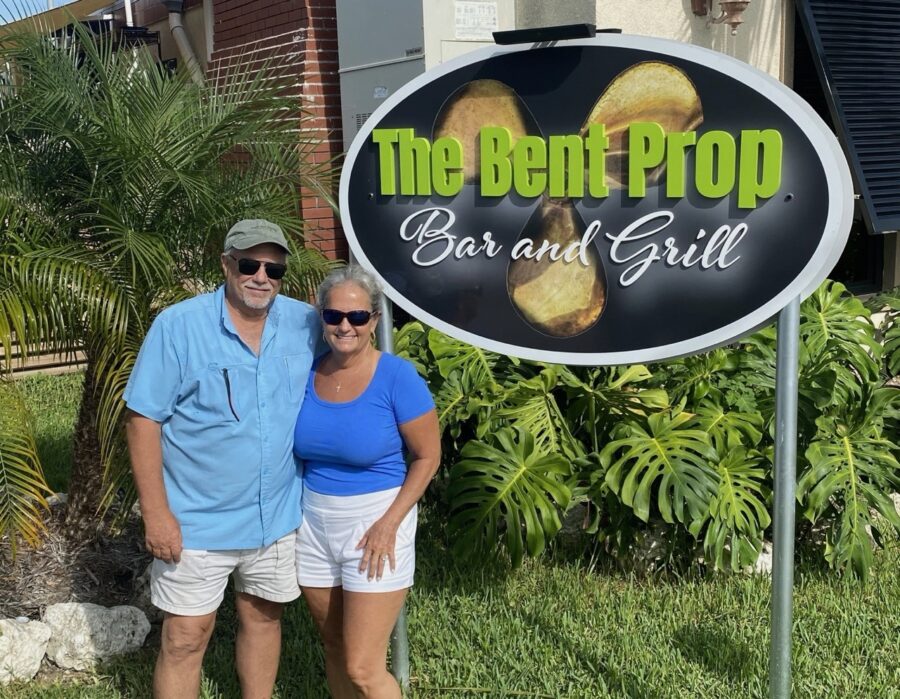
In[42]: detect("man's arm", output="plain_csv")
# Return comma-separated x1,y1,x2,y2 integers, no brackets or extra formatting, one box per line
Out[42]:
125,410,183,563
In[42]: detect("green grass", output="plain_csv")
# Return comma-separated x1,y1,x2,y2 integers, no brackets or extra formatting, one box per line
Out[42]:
14,371,83,493
4,372,900,697
4,516,899,698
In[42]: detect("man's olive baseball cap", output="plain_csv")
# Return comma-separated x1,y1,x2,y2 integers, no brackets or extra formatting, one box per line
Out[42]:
223,219,291,254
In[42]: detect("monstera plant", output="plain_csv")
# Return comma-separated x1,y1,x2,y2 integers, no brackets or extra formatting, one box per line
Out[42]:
397,280,900,578
448,425,571,567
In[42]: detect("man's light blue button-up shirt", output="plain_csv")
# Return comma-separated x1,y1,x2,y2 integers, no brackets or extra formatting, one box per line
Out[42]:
123,285,318,550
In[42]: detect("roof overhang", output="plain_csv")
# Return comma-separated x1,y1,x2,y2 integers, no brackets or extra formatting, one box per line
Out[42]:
0,0,118,37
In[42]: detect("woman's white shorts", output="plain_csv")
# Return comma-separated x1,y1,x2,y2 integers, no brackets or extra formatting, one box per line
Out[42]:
296,486,416,593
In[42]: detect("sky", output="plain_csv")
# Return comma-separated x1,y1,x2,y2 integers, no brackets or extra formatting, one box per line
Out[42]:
0,0,83,25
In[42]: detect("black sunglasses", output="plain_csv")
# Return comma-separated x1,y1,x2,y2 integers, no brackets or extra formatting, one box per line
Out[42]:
228,255,287,280
321,309,378,326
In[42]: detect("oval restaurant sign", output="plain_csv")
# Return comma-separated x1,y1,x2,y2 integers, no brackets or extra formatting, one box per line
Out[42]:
339,35,853,365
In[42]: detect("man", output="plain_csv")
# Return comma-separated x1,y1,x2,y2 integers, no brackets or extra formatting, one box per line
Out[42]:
124,219,319,698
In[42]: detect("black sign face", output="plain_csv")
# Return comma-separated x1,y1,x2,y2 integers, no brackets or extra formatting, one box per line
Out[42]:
340,36,852,364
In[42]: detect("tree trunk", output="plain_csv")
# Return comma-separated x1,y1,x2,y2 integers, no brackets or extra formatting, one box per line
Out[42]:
65,353,106,542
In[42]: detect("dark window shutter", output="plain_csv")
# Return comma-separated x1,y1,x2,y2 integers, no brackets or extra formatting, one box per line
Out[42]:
796,0,900,234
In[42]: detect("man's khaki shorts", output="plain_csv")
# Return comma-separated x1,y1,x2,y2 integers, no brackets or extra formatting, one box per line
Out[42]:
150,531,300,616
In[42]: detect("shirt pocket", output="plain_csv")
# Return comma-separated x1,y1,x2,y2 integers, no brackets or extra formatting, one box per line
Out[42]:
192,363,245,423
282,353,312,403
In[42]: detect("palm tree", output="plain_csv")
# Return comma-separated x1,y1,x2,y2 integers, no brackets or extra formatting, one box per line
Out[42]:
0,21,336,544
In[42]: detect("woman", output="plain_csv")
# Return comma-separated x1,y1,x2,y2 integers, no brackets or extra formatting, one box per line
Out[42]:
294,265,440,699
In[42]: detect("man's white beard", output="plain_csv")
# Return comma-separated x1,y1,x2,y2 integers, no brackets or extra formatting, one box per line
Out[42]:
240,285,274,310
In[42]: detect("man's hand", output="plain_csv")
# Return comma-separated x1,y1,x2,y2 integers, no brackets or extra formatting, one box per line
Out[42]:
126,411,182,563
143,508,183,563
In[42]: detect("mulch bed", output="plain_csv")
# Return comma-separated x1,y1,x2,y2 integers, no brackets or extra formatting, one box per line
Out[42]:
0,501,158,686
0,500,152,621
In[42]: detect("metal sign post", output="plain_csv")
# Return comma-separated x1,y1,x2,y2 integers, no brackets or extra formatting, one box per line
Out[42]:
374,295,411,690
769,296,800,698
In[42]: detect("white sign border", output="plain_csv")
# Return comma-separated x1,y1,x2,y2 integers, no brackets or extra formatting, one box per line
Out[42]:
339,34,854,366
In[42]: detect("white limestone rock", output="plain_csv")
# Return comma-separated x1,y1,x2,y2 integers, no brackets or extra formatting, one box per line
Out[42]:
0,618,51,684
630,524,671,575
46,492,68,508
752,540,774,575
43,603,150,670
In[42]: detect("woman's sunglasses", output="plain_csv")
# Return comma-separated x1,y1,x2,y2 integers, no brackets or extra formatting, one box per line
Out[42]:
228,255,287,280
322,309,378,326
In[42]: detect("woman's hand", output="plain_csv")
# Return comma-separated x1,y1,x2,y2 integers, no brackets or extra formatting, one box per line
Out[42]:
354,411,440,582
357,516,400,581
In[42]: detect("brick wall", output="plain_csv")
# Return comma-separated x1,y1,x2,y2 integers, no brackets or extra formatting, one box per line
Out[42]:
210,0,347,260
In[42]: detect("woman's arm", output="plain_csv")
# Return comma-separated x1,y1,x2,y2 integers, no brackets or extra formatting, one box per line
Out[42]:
357,409,441,580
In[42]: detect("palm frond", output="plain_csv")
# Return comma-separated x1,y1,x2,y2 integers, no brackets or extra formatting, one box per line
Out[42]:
0,22,339,527
0,378,51,554
281,245,337,303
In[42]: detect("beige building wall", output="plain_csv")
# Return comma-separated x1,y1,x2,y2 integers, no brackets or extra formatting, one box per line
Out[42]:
422,2,794,82
597,0,794,82
423,0,517,69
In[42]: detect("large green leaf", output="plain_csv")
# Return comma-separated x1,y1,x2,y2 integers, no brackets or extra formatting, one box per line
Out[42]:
393,321,432,378
561,364,668,452
427,329,506,389
737,325,840,438
426,330,520,441
689,400,763,454
796,281,883,411
884,320,900,377
431,370,496,440
799,388,900,578
703,448,770,571
496,366,584,460
651,349,736,405
800,281,881,384
448,426,571,566
872,287,900,376
601,410,719,533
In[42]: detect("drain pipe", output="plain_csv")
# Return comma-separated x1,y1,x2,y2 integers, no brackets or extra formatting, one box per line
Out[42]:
161,0,204,86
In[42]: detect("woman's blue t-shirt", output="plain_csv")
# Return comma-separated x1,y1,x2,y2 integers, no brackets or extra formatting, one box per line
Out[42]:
293,352,435,496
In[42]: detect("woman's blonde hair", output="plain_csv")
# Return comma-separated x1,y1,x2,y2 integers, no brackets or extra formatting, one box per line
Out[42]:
316,264,383,311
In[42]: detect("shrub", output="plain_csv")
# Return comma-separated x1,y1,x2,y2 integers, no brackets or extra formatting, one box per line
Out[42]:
396,280,900,578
